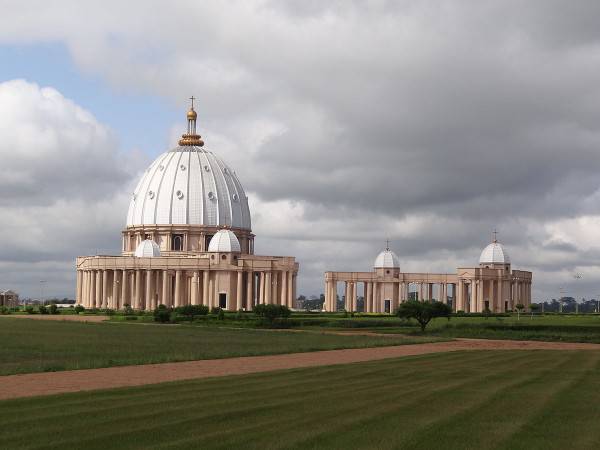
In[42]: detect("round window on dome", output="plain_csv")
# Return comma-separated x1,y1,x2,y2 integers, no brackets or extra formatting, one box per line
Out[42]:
180,164,186,171
208,191,215,200
176,190,184,199
204,165,210,172
148,191,155,199
223,168,229,174
159,165,164,171
232,193,239,202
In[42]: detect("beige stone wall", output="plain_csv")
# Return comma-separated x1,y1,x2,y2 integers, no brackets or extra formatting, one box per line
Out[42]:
76,253,298,312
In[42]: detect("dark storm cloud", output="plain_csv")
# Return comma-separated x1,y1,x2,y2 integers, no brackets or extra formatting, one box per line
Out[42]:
2,1,600,299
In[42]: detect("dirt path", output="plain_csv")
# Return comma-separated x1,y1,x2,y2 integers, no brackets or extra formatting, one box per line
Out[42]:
1,339,600,401
0,314,109,322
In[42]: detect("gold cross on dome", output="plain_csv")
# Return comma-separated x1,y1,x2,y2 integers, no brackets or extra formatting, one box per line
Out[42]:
189,96,195,109
492,229,499,243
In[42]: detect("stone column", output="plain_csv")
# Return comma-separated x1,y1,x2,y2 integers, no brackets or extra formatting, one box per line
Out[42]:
191,271,199,306
134,270,142,309
246,271,254,310
366,282,373,312
201,271,208,307
237,271,243,311
120,270,128,309
288,272,294,308
498,277,504,312
281,271,288,309
76,270,82,305
101,270,108,309
89,271,96,308
95,270,102,309
272,271,279,305
456,280,464,311
174,270,182,308
350,282,357,312
161,270,168,307
146,270,154,311
373,282,379,312
112,270,120,309
265,271,272,304
258,272,265,304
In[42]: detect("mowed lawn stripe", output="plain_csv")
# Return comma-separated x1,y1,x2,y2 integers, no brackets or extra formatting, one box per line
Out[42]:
284,351,558,450
497,352,600,450
0,351,494,448
399,351,597,450
2,351,595,449
0,318,437,376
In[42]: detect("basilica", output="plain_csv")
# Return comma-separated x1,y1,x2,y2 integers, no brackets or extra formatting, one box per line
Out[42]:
76,103,298,311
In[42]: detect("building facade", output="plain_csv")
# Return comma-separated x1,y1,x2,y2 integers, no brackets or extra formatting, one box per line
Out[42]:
324,239,532,313
0,290,19,307
76,104,298,311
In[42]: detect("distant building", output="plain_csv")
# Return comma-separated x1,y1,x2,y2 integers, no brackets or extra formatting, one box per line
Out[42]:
324,236,532,313
0,290,19,307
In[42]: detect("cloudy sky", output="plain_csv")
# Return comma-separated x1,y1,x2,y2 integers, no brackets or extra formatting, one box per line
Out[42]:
1,0,600,301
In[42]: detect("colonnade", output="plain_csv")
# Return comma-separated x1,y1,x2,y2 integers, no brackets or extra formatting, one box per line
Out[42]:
76,268,296,311
455,278,532,313
324,280,456,312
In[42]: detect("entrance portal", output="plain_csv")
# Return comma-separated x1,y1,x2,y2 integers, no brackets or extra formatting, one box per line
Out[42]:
219,293,227,309
384,299,391,313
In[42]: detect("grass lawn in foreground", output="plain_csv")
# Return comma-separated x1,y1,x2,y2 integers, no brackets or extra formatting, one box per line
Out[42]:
1,350,599,449
0,317,436,376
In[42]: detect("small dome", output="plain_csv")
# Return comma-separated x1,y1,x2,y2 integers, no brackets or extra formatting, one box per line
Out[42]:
479,242,510,265
208,229,241,252
135,239,161,257
187,108,197,120
374,249,400,269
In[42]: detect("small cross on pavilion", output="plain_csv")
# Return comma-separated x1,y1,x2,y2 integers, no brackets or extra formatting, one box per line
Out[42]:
189,96,195,110
385,239,390,250
492,229,499,243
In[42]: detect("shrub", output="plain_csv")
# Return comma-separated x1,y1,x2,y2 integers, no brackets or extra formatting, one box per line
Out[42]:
254,304,291,327
211,307,222,315
123,304,135,316
74,305,85,314
103,308,116,316
153,305,172,323
48,304,59,315
175,304,209,320
0,306,9,315
38,305,49,315
217,309,225,321
25,306,35,314
125,315,138,321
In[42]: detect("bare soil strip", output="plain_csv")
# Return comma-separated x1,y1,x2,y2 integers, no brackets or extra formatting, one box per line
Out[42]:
1,339,599,401
0,314,109,322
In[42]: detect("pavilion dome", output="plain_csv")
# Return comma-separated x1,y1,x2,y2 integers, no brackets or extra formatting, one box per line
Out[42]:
479,241,510,265
374,249,400,269
126,107,251,230
208,229,241,252
134,239,161,257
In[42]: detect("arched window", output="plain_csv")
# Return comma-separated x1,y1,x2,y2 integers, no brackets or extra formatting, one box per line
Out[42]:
172,234,184,251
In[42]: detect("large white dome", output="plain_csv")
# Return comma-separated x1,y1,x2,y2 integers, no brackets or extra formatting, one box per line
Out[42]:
479,242,510,265
126,146,251,229
374,249,400,268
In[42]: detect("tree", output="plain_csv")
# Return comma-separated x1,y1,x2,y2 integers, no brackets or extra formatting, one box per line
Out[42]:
529,303,539,319
254,304,291,326
153,305,172,323
74,305,85,314
515,303,525,320
396,300,452,332
175,304,209,320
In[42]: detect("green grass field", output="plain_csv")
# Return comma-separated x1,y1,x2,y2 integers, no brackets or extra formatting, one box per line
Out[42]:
1,350,599,449
0,318,436,376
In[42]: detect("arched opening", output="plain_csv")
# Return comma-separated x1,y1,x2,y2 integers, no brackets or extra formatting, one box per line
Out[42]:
172,234,183,251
